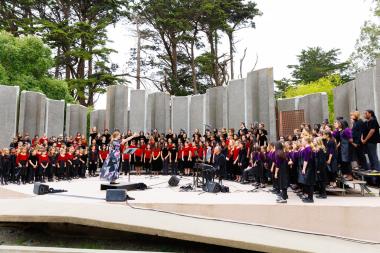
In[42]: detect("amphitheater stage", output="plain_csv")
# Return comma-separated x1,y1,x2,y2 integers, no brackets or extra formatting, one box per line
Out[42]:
0,175,380,253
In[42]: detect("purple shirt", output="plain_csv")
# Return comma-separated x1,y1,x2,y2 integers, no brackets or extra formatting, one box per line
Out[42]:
302,146,312,162
341,128,352,139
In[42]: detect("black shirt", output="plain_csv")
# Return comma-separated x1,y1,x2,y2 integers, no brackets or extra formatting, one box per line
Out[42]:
364,117,380,143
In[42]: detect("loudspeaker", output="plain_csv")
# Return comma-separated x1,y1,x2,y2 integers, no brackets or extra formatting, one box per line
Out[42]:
168,176,180,187
220,185,229,193
106,189,126,202
33,183,50,195
203,182,221,193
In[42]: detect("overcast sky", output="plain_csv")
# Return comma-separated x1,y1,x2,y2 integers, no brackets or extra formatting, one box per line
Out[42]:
95,0,374,109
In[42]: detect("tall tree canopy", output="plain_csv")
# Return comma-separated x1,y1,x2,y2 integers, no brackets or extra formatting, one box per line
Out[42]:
0,0,130,106
0,31,72,101
349,0,380,74
287,47,350,84
131,0,261,96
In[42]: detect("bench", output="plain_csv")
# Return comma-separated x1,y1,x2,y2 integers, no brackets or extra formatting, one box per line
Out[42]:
326,186,346,196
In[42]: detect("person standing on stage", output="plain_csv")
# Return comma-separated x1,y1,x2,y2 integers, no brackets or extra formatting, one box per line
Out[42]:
362,110,380,171
100,131,137,183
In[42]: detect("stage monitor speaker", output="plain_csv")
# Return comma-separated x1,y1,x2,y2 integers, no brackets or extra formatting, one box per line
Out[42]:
33,183,50,195
168,176,180,187
106,189,126,202
203,182,221,193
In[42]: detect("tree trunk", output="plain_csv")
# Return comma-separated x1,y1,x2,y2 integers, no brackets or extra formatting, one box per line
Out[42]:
55,47,61,78
190,41,197,94
228,31,234,80
136,21,141,89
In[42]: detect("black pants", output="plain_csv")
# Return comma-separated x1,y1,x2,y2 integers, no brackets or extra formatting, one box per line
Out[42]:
318,181,326,196
281,188,288,200
89,162,97,175
305,185,314,200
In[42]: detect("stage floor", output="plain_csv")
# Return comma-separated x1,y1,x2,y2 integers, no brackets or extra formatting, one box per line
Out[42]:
1,175,380,252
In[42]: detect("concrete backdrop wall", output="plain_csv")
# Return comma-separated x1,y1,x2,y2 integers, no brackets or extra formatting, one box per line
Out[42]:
65,104,87,137
129,89,148,133
277,92,329,127
149,92,171,133
227,78,246,130
333,58,380,121
106,84,129,132
90,109,106,133
0,85,19,148
190,94,206,133
18,91,46,137
171,96,190,134
45,99,65,137
206,86,228,130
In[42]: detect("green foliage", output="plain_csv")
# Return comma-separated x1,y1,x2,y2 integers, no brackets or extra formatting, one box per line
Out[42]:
274,78,292,99
349,0,380,74
288,47,350,84
0,31,73,101
284,75,343,123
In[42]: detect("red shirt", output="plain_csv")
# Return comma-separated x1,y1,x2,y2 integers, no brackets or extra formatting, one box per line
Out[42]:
38,154,49,164
191,146,197,158
57,154,67,162
39,137,48,145
144,149,152,159
99,150,109,160
68,153,74,161
182,147,190,157
153,148,161,157
17,153,28,164
233,147,240,161
177,148,183,159
134,148,143,157
198,147,204,159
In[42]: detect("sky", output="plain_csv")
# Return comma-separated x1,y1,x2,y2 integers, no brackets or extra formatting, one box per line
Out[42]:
95,0,374,109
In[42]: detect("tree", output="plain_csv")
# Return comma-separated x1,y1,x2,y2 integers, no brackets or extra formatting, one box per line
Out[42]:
223,0,261,79
284,74,342,122
288,47,350,84
274,78,292,99
0,0,130,106
0,31,72,101
349,0,380,74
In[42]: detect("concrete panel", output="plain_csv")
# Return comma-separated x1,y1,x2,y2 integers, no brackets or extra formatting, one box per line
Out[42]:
45,99,65,137
18,91,46,137
65,104,87,136
333,81,356,121
129,89,148,133
247,68,276,141
190,94,206,133
356,68,375,114
206,86,228,130
277,92,329,127
0,85,19,148
106,85,128,132
227,79,246,130
151,92,171,133
90,109,106,133
375,59,380,118
171,96,190,134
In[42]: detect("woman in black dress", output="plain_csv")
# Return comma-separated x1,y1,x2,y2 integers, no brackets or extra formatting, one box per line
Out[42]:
300,137,315,203
314,138,327,199
274,142,289,203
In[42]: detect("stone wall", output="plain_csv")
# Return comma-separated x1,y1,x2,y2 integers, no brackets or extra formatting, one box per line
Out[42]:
227,79,246,130
45,99,65,137
129,89,148,133
106,84,129,132
65,104,87,136
190,94,206,133
18,91,46,137
206,86,228,130
277,92,329,127
171,96,190,133
90,109,106,133
149,92,171,133
333,59,380,120
0,85,19,148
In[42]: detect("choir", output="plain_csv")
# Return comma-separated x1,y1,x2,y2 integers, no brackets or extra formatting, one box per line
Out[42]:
1,109,379,205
